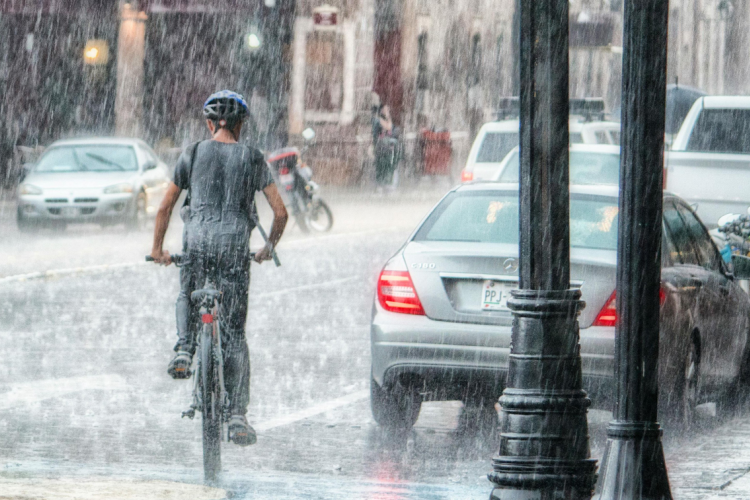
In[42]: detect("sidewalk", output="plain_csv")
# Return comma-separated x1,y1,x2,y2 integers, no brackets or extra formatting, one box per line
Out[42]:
668,412,750,499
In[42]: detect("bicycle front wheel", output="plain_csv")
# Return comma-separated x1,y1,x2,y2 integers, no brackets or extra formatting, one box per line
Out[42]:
200,324,221,482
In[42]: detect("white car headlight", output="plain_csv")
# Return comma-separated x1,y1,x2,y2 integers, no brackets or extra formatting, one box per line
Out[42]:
19,184,42,195
103,183,134,194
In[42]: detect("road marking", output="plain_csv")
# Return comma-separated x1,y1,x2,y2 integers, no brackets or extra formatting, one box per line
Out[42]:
254,389,369,432
254,276,358,299
0,375,127,410
0,262,148,284
0,227,404,284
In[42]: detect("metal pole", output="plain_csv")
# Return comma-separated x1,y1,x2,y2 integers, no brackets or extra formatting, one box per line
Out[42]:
594,0,672,499
488,0,597,497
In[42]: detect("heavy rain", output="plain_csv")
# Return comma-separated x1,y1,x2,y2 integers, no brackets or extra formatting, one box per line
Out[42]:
1,0,750,499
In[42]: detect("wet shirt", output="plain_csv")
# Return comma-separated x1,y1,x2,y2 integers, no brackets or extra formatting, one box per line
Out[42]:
173,140,273,257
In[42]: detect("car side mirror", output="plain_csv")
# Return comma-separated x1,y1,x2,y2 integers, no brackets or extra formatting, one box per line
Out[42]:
144,161,157,171
731,254,750,279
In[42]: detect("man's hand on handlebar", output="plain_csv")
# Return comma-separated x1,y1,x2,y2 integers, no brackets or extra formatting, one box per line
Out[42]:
150,249,172,266
253,243,274,264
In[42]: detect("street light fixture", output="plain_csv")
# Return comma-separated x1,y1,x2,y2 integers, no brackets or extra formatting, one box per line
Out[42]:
83,39,109,65
488,0,597,498
594,0,672,498
245,29,263,52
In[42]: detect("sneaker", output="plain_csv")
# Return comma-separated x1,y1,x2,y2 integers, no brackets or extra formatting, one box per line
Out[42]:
167,351,193,379
228,415,257,446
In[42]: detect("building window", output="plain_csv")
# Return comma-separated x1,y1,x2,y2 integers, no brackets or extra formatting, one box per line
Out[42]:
304,30,344,113
417,32,429,90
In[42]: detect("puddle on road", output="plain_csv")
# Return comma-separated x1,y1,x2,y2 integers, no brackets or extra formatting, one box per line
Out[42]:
0,477,225,500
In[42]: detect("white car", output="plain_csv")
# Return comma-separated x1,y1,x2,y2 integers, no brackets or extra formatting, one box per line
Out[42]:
666,95,750,227
16,137,170,231
491,144,621,184
462,119,620,181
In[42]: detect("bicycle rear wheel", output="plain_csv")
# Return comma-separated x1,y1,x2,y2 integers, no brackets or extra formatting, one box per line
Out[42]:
200,324,221,482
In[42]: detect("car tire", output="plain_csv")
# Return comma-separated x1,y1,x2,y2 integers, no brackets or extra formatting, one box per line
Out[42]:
16,210,38,233
126,191,147,231
673,339,700,429
370,377,422,430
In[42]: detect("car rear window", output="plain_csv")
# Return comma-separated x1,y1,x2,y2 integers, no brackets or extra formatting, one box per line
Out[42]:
35,145,138,172
497,151,620,185
475,132,519,163
414,191,619,250
687,109,750,153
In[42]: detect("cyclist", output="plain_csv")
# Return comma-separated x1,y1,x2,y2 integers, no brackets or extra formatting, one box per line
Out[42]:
150,90,288,446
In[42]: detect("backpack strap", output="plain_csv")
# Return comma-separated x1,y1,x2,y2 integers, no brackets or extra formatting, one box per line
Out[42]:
181,140,202,211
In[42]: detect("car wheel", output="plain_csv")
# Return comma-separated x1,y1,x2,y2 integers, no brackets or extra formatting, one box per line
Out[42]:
16,210,38,234
126,191,147,231
370,377,422,430
676,339,700,428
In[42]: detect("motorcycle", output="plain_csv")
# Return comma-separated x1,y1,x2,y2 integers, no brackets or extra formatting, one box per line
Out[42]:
714,213,750,260
266,128,333,233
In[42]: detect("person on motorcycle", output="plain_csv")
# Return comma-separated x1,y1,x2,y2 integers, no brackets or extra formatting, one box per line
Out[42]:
150,90,288,446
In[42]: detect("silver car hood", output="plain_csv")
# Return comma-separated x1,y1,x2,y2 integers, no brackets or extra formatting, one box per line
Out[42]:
24,171,138,190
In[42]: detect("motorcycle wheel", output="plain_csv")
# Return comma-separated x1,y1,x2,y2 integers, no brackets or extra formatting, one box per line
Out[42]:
306,199,333,232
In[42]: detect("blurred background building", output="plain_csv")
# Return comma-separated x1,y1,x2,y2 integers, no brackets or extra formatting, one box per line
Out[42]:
0,0,747,186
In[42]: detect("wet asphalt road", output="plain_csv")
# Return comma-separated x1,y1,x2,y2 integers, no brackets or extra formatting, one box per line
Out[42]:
1,191,750,499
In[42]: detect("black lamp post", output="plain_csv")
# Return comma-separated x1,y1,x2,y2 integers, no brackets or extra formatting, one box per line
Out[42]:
594,1,673,498
488,0,597,498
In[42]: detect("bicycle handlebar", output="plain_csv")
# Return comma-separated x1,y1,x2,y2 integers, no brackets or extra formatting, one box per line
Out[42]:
145,253,259,266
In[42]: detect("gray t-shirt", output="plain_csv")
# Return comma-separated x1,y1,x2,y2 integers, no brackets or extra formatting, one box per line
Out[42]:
173,140,273,256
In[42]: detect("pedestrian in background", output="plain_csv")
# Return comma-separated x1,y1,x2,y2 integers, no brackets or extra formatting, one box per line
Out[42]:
372,104,398,190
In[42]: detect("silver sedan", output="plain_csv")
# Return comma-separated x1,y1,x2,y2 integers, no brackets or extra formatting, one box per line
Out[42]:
16,137,170,231
370,182,750,428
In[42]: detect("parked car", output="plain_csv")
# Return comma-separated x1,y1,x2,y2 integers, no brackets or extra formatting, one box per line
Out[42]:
666,95,750,227
16,138,170,231
370,182,750,429
492,144,620,184
462,108,619,181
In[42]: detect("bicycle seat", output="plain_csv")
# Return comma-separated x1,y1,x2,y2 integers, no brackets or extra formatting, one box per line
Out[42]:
191,288,222,304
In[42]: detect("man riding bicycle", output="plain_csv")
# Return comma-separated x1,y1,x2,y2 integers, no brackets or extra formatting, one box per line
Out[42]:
150,90,288,446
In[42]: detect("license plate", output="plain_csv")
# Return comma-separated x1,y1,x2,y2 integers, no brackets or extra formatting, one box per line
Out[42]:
481,280,516,311
61,207,78,217
279,174,294,185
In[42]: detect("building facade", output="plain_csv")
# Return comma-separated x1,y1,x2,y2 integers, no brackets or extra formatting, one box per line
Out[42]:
0,0,748,186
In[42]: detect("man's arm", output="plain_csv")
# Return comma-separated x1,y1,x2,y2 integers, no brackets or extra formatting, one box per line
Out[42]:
254,184,288,263
150,182,182,265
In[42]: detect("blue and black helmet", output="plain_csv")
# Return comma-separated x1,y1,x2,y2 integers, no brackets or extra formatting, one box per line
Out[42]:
202,90,249,122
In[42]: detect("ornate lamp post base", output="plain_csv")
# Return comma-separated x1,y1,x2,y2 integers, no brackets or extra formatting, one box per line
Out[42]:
594,422,671,500
489,289,597,500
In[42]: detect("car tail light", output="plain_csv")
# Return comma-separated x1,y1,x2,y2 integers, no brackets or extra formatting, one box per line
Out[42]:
377,270,425,315
461,169,474,182
593,288,667,327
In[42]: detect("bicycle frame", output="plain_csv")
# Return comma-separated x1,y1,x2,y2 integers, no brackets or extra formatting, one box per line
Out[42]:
184,281,230,427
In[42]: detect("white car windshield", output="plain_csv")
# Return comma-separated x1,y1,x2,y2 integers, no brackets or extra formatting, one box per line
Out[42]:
35,145,138,173
497,150,620,185
476,132,519,163
414,191,619,250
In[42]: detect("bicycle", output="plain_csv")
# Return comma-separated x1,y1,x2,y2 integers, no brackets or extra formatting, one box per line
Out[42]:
146,251,256,482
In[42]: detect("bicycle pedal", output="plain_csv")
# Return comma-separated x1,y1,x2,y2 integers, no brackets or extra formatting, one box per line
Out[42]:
181,409,196,419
